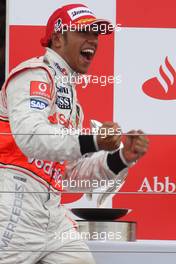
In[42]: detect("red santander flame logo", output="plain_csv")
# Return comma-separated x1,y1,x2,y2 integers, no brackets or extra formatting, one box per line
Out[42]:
142,57,176,100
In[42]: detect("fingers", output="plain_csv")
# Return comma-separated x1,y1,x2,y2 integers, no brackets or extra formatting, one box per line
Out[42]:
96,123,149,156
97,122,122,151
99,122,121,138
132,141,148,156
122,130,149,163
131,130,149,154
97,134,122,151
135,130,149,149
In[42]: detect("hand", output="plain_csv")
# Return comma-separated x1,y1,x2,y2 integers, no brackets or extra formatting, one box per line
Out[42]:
122,130,149,163
97,122,122,151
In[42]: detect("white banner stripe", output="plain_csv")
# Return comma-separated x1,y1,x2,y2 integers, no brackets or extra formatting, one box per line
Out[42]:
8,0,116,26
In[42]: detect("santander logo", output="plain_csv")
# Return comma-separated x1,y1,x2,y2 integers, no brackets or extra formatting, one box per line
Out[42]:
142,57,176,100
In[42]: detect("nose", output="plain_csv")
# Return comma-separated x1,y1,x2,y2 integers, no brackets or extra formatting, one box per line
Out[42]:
87,32,98,47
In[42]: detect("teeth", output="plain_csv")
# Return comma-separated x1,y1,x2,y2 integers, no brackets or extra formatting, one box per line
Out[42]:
82,49,94,55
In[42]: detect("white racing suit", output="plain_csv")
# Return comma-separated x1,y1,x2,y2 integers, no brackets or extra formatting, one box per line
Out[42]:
0,48,129,263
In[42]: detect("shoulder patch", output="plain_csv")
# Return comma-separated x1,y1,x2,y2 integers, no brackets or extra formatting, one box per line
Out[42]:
30,99,48,110
30,81,51,100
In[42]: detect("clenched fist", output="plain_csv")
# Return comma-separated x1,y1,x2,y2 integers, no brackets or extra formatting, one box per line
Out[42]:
96,122,122,151
122,130,149,163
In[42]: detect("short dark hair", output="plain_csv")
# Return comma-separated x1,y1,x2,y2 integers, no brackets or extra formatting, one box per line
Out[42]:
48,31,68,48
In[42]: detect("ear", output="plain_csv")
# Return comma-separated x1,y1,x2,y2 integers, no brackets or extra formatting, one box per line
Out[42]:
51,32,63,48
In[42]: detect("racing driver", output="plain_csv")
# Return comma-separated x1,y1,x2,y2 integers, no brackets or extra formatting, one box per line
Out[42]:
0,3,149,264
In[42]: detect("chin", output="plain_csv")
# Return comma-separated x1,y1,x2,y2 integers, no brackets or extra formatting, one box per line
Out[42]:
72,63,90,74
76,66,89,74
78,69,88,74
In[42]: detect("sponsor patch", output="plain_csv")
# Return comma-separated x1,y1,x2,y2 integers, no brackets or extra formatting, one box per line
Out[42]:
56,96,71,109
67,7,94,21
48,112,74,128
30,99,48,110
13,176,27,182
56,85,69,94
30,81,51,100
54,63,68,75
0,183,24,250
54,18,62,32
76,18,96,24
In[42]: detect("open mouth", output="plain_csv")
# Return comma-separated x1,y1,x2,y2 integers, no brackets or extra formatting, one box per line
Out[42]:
80,48,95,62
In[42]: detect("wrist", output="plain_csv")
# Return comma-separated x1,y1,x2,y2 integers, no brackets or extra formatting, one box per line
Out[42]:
107,149,127,174
93,134,99,151
79,135,97,155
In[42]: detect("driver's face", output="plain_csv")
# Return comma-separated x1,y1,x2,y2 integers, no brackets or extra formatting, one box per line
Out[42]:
58,29,99,74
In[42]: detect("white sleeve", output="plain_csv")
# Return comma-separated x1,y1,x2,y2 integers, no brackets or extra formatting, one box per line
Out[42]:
64,150,129,191
6,68,96,161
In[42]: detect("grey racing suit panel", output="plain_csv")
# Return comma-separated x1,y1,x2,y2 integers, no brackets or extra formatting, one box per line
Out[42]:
6,68,94,162
5,48,129,190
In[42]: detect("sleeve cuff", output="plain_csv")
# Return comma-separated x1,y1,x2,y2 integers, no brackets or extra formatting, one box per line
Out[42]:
93,134,99,151
79,135,97,155
107,150,127,175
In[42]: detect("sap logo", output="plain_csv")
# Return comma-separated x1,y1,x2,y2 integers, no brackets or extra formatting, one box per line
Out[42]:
30,99,48,110
56,96,71,109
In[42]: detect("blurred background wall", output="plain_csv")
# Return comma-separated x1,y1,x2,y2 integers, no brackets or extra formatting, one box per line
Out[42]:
0,0,6,88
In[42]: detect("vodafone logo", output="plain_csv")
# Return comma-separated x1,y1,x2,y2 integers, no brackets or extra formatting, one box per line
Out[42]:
38,82,48,92
142,57,176,100
30,81,51,100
